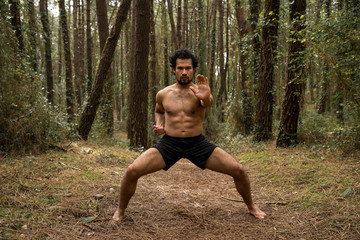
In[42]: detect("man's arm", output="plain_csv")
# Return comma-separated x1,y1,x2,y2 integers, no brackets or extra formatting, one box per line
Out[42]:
190,74,213,108
153,91,166,135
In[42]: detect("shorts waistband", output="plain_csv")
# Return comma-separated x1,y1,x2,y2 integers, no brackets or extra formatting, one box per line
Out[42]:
163,134,203,140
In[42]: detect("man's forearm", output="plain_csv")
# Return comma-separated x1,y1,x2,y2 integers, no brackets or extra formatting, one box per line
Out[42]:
154,112,165,127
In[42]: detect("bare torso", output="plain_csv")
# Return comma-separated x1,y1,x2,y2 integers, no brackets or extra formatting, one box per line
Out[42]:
156,83,206,138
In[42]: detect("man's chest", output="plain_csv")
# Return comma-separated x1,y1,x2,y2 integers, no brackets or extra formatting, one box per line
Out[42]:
163,92,200,115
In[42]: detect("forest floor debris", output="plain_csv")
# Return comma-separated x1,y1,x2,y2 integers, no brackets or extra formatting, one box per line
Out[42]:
0,139,359,239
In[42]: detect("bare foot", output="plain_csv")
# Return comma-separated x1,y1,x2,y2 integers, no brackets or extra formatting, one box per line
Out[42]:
112,207,124,222
248,204,266,219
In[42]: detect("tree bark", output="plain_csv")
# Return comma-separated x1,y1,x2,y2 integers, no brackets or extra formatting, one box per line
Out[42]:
78,0,132,140
176,0,182,48
167,0,178,51
86,0,93,95
253,0,280,142
276,0,307,147
96,0,114,136
27,0,38,73
40,0,54,104
235,0,253,135
128,0,151,148
149,0,158,122
9,0,24,51
59,0,75,121
248,0,260,98
162,1,170,87
217,0,226,122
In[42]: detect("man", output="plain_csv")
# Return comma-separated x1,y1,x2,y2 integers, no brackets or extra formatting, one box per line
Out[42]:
112,49,266,222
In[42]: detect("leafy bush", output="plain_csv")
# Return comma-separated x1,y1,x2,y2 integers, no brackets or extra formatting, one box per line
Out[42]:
0,17,72,155
298,111,360,153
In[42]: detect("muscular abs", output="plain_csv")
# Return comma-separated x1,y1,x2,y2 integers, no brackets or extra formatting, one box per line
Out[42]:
156,85,206,138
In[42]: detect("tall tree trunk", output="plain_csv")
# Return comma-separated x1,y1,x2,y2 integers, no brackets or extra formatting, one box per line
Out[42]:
73,0,82,108
167,0,178,51
176,0,182,48
217,0,226,122
127,2,136,139
27,0,38,73
96,0,114,136
9,0,24,51
86,0,93,95
149,0,158,122
59,0,75,121
318,0,331,114
79,0,85,101
162,1,170,86
57,16,63,108
197,0,207,75
248,0,260,98
182,0,188,47
78,0,131,140
128,0,151,148
235,0,253,135
253,0,280,142
40,0,54,104
277,0,307,147
209,0,216,91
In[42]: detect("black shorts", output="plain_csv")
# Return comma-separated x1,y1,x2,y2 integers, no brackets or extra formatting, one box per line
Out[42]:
152,134,217,171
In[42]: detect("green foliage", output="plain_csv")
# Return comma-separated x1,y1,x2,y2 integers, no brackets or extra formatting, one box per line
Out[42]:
0,14,72,155
298,110,360,153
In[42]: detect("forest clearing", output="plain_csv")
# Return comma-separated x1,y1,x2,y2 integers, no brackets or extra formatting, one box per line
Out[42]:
1,0,360,239
1,130,359,239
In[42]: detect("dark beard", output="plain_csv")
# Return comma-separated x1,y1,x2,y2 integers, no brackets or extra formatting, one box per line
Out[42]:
177,77,192,85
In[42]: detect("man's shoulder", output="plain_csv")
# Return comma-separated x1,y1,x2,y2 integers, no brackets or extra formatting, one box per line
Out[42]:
158,84,176,95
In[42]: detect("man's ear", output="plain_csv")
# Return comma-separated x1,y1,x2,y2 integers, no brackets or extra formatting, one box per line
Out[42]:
172,68,176,75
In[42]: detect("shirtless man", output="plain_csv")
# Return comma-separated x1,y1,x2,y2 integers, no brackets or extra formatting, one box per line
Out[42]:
112,49,266,221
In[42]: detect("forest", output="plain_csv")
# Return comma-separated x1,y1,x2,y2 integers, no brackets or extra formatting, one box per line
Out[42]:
0,0,359,239
0,0,359,153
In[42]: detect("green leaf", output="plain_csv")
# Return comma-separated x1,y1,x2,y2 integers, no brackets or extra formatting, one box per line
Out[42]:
81,216,97,223
341,187,354,198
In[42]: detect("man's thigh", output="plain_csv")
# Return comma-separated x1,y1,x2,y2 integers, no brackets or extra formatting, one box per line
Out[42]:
129,148,166,176
204,147,242,176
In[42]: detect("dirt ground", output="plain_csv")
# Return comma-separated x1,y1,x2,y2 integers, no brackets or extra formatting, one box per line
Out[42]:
0,140,359,239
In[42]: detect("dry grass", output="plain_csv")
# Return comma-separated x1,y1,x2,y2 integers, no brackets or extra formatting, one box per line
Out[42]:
0,138,359,239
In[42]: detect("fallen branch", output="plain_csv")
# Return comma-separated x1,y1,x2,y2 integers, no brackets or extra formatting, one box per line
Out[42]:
221,196,288,205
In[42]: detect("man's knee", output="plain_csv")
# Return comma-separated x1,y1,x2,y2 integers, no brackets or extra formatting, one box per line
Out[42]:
124,164,141,180
232,163,247,179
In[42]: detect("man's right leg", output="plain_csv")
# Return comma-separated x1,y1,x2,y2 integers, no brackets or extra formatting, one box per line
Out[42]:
112,148,166,221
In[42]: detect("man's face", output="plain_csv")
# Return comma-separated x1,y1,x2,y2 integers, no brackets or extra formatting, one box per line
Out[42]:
173,58,194,85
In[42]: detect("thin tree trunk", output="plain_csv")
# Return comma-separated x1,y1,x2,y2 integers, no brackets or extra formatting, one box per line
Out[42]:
167,0,178,50
253,0,280,142
78,0,132,140
217,0,226,122
197,0,206,74
59,0,75,121
235,0,253,135
128,0,151,147
176,0,182,48
27,0,38,73
86,0,93,95
40,0,54,104
248,0,260,98
10,0,24,51
162,1,170,86
73,0,82,108
149,0,157,122
182,0,188,47
96,0,114,136
276,0,307,147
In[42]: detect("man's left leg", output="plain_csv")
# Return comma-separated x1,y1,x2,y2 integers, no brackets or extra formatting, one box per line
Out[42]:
205,147,266,219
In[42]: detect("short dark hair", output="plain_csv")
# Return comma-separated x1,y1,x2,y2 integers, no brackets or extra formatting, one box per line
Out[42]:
169,48,198,69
